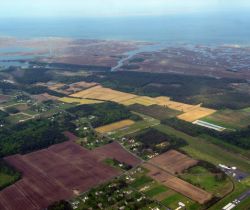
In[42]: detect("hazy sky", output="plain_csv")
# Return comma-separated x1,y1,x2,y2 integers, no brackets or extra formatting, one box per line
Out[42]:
1,0,250,18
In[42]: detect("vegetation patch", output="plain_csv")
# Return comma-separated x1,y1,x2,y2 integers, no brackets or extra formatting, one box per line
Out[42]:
0,160,20,190
67,102,141,128
0,118,70,157
129,104,181,120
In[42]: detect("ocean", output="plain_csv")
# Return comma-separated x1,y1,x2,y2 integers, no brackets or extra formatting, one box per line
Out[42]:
0,11,250,45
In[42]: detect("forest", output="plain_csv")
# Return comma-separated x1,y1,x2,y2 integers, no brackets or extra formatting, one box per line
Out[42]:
0,119,68,157
67,102,141,128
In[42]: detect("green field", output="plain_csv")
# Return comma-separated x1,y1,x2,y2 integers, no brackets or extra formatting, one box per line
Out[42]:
155,124,250,173
110,112,160,138
180,166,233,197
161,191,199,210
144,185,168,197
0,161,20,190
131,175,153,188
208,181,249,210
202,108,250,129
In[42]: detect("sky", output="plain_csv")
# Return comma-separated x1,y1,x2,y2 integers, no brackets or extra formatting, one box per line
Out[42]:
1,0,250,18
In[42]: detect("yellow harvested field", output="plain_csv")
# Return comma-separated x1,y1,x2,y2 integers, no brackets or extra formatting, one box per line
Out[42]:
70,85,216,122
163,101,196,112
120,96,157,106
178,107,216,122
154,96,171,106
95,119,135,133
70,86,137,102
59,97,103,105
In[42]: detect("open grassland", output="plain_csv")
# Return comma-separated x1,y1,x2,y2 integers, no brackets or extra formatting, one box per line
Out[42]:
59,97,103,105
202,108,250,129
180,166,233,197
155,124,250,173
70,85,216,122
95,119,135,134
208,182,249,210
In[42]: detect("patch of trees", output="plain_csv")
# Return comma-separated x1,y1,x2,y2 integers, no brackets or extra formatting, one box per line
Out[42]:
47,200,72,210
161,118,250,149
0,160,21,190
0,81,18,93
129,57,145,63
14,68,51,84
0,119,68,158
121,64,140,70
23,86,66,97
197,161,227,181
67,102,141,128
132,128,187,153
0,110,9,118
5,107,19,114
129,104,180,120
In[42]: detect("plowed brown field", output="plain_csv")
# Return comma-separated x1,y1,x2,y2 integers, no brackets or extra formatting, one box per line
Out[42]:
0,134,140,210
143,163,212,204
148,150,198,174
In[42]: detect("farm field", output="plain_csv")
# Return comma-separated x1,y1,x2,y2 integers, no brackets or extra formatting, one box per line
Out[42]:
92,142,141,167
148,150,198,175
31,93,59,103
0,134,140,210
59,97,103,105
44,81,98,95
110,119,159,138
70,85,216,122
129,104,181,120
178,107,216,122
202,108,250,129
120,96,157,106
142,162,212,204
71,85,137,102
95,119,135,134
